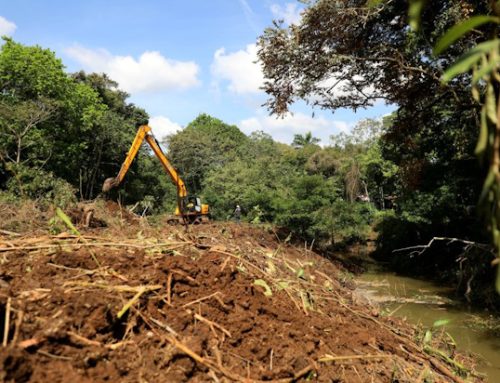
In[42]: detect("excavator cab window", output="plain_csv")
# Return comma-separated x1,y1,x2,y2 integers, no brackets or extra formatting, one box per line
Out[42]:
184,196,200,213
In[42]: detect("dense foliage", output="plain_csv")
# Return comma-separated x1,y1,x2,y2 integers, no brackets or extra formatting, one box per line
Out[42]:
0,38,387,247
257,0,500,306
166,116,389,246
0,38,174,211
257,0,492,251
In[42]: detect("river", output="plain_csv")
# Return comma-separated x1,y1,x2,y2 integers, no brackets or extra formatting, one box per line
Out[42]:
356,265,500,382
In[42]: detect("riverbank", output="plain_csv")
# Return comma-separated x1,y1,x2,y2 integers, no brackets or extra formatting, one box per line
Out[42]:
372,235,500,311
356,264,500,381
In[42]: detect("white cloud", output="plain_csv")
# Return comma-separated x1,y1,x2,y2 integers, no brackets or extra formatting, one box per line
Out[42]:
270,3,302,25
240,112,353,144
65,45,200,94
211,43,264,94
149,116,182,141
0,16,16,36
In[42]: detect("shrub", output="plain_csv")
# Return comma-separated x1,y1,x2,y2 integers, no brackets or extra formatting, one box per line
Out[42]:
6,164,76,208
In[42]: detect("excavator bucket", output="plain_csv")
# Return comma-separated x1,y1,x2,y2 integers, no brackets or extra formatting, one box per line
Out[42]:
102,177,118,193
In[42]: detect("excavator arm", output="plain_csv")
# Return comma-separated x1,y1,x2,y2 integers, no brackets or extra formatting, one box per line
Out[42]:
102,124,187,199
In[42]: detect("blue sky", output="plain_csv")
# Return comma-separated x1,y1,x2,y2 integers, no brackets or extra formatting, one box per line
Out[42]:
0,0,393,144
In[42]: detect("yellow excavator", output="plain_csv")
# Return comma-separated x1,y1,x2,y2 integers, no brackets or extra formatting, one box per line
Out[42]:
102,124,210,224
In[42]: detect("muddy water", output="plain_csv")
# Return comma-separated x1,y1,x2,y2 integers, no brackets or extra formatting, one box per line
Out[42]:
356,266,500,381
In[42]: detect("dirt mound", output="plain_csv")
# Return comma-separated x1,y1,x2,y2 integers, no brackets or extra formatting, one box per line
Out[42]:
0,222,480,382
67,200,139,228
0,199,50,235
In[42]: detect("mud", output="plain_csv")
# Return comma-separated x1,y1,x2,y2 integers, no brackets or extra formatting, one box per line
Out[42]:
0,221,482,382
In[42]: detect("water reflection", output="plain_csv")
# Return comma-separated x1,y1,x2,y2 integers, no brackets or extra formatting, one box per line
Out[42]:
356,269,500,381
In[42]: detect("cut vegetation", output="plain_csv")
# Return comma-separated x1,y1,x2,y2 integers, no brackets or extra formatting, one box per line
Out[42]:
0,203,482,382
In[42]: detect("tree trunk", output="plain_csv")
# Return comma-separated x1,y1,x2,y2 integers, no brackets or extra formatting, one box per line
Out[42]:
16,136,22,164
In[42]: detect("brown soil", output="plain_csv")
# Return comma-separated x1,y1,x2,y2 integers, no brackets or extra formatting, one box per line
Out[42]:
0,217,481,382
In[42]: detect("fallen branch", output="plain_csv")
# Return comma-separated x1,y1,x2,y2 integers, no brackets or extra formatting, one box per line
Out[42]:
12,310,23,344
37,349,72,361
191,311,232,338
148,316,179,337
68,331,102,347
2,297,11,347
17,337,41,349
182,291,221,308
63,282,162,293
166,272,173,305
319,353,392,362
392,237,493,257
0,229,21,237
0,240,191,253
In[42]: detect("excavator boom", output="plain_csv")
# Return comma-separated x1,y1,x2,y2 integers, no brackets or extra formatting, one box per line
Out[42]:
103,124,209,223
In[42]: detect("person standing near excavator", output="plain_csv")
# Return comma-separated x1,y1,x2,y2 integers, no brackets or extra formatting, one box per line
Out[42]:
234,204,241,223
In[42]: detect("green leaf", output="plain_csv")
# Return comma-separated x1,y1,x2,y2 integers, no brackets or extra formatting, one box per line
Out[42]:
117,287,145,319
366,0,383,8
56,207,80,236
471,84,480,102
496,262,500,294
408,0,427,31
434,16,500,56
266,260,277,274
472,56,500,84
277,280,289,290
442,52,482,82
479,168,495,204
296,268,305,279
469,40,500,56
442,40,500,83
486,83,498,125
254,279,273,296
433,319,450,327
475,107,488,156
423,330,432,344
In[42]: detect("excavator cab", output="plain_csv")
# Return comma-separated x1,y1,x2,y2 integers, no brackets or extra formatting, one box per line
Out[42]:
175,196,210,224
103,124,210,225
184,196,201,213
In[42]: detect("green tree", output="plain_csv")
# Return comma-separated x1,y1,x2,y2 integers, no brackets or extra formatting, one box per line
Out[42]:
0,37,70,99
0,38,107,197
0,39,160,208
292,131,320,148
71,72,148,200
0,98,56,164
258,0,486,245
166,114,248,193
409,1,500,291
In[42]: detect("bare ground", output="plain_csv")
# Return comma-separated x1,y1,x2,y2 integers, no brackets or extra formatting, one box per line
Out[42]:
0,203,482,382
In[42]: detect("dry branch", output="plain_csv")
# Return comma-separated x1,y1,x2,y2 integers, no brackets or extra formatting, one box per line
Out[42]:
0,240,191,253
0,229,21,236
2,297,11,347
68,331,102,347
182,292,222,308
319,353,392,362
192,311,232,338
392,237,493,256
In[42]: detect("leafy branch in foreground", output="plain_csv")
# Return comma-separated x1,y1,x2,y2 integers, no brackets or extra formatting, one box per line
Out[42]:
412,2,500,292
